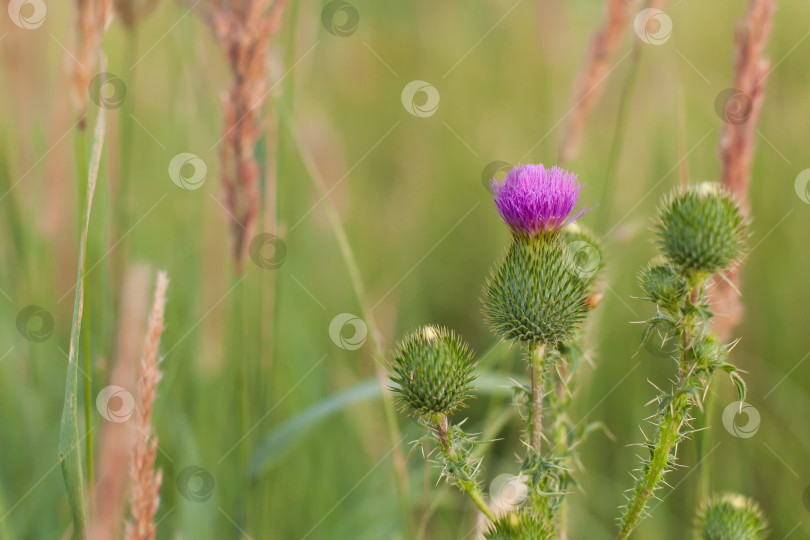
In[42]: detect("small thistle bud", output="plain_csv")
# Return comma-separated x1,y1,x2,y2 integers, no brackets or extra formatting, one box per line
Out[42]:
483,235,590,346
483,511,552,540
638,259,688,308
490,163,587,237
389,326,476,418
656,183,745,276
696,493,767,540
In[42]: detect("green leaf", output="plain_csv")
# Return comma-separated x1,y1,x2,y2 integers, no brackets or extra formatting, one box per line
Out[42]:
729,371,747,402
248,379,381,476
248,372,523,477
59,106,106,540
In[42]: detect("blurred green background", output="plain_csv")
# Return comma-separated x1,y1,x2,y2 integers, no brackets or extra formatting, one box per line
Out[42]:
1,0,809,538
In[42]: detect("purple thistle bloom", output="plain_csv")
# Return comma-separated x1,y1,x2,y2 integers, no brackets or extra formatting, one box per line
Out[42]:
490,163,586,236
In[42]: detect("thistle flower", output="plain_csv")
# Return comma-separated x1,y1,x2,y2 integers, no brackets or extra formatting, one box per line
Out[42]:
656,183,746,277
696,493,768,540
490,164,586,237
389,326,476,418
483,510,553,540
484,235,590,346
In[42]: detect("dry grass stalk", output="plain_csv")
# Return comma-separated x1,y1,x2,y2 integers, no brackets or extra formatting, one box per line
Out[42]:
211,0,289,273
559,0,632,163
125,271,169,540
73,0,114,126
114,0,161,28
714,0,775,339
89,266,150,540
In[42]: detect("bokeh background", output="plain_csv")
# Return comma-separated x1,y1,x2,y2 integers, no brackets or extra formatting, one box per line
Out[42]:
1,0,809,538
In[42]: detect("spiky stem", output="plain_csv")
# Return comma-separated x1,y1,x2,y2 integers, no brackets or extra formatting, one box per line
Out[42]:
618,284,706,539
617,396,685,539
530,343,546,456
432,415,496,523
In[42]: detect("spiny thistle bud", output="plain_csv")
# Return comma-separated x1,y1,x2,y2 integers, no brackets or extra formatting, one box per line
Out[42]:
490,163,586,237
389,326,476,418
483,511,552,540
696,493,767,540
656,183,745,276
483,235,590,346
638,259,688,308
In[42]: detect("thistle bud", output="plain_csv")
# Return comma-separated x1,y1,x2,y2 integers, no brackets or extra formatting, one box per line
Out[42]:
656,183,745,276
483,511,552,540
696,493,767,540
389,326,476,418
638,259,688,308
483,234,590,346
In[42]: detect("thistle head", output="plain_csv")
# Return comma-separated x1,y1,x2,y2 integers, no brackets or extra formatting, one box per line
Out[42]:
483,511,553,540
696,493,767,540
389,326,476,418
490,163,586,237
656,183,746,278
638,258,688,309
483,234,590,347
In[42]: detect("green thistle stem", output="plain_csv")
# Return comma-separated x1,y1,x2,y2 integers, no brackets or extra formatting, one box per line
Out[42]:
617,396,685,540
529,343,546,456
618,285,705,539
434,415,495,522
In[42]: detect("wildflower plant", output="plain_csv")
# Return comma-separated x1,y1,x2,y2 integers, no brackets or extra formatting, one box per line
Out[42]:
616,183,749,539
387,167,768,538
389,163,604,534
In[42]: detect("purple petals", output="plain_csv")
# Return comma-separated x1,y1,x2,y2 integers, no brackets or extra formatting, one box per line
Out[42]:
490,164,585,235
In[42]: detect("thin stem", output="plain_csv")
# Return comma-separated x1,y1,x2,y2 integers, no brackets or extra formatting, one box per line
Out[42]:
433,414,496,523
617,285,704,539
616,399,684,540
463,484,496,523
530,343,546,456
82,322,93,490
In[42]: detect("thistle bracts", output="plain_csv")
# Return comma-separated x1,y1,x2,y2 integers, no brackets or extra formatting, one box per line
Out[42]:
656,183,746,279
617,185,748,539
484,234,591,347
483,510,554,540
389,326,476,418
695,493,768,540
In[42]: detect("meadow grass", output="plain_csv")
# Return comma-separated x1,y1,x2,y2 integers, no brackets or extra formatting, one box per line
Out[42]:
0,0,809,539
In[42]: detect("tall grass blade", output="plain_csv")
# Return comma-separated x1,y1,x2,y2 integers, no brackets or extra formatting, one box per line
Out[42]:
59,105,106,540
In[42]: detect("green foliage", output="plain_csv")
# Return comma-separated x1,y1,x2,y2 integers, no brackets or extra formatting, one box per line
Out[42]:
389,326,477,417
696,493,768,540
656,183,746,277
483,234,590,346
483,510,553,540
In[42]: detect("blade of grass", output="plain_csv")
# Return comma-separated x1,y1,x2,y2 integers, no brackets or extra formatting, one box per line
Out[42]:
60,101,106,540
248,371,523,476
